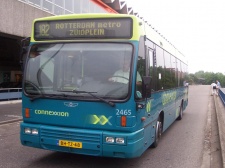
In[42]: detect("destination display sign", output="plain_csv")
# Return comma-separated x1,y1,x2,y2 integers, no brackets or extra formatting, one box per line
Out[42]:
34,18,132,40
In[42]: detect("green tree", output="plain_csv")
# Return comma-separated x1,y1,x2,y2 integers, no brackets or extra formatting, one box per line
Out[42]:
187,71,225,87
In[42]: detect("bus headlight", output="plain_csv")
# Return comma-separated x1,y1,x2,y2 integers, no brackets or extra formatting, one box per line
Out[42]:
116,137,125,144
24,128,31,134
31,129,39,135
24,128,39,135
106,137,114,143
105,137,125,144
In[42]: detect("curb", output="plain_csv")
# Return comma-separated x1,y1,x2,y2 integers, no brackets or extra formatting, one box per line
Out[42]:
0,100,22,105
0,118,22,125
214,95,225,168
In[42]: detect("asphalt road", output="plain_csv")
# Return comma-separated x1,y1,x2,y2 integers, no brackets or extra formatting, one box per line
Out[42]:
0,85,222,168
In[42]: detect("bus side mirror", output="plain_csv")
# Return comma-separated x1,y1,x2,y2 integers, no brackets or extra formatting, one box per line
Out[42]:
20,47,28,71
142,76,151,98
20,37,30,71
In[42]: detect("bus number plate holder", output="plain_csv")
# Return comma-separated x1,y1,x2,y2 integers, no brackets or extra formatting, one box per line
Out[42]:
59,140,82,148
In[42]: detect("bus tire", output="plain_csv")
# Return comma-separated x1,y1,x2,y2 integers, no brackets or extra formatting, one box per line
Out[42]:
177,102,183,120
151,117,162,148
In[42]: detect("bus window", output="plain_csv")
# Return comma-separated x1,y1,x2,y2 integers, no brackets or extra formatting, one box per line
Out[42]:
156,46,164,91
171,55,177,87
25,43,133,99
177,59,181,87
136,36,146,99
147,48,156,91
164,51,172,89
136,56,145,99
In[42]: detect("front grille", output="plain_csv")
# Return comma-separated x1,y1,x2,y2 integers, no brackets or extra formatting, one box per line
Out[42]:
40,126,101,143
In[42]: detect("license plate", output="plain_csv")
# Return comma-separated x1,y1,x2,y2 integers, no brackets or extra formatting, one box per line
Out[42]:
59,140,82,148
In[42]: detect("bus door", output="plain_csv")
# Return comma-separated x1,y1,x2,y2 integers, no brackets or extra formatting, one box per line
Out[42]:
145,48,155,114
136,45,156,147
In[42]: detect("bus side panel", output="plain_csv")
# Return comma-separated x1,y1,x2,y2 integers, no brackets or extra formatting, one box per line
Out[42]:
143,120,157,150
147,87,187,134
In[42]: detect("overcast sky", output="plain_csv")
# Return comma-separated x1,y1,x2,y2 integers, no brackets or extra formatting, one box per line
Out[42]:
126,0,225,74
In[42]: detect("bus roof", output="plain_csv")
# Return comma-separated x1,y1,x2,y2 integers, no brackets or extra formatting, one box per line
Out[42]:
142,21,187,64
31,13,187,64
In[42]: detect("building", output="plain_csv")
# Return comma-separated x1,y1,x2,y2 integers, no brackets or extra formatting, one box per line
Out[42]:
0,0,137,86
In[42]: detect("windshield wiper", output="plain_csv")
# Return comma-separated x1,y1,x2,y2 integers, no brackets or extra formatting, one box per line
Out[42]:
29,93,69,101
29,94,44,101
72,90,115,107
29,90,115,107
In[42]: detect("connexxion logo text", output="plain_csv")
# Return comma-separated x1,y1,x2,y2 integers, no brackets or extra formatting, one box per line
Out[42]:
35,109,69,117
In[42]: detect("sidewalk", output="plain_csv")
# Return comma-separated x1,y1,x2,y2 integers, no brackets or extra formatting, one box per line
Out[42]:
0,100,22,124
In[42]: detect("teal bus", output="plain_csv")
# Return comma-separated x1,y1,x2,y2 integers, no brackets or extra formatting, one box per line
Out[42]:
20,13,188,158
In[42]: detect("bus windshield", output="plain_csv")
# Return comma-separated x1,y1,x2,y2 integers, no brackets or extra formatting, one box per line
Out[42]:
25,43,133,100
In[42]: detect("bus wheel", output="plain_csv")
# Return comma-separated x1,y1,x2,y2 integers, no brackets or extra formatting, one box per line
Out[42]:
177,103,183,120
151,118,162,148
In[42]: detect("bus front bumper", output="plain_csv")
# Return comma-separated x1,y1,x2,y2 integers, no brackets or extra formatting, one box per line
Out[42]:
20,122,145,158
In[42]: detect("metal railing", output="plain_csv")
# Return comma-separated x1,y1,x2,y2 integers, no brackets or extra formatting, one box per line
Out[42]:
0,88,22,101
219,88,225,106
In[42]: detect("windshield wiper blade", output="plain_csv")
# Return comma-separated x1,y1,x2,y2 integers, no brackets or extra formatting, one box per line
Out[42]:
29,94,46,101
29,93,68,101
73,90,115,107
29,91,115,107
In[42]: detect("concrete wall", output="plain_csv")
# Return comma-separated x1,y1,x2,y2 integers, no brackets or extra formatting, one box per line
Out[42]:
0,0,52,37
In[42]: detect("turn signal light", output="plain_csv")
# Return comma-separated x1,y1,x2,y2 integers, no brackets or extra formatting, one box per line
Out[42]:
25,108,30,118
121,116,126,127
